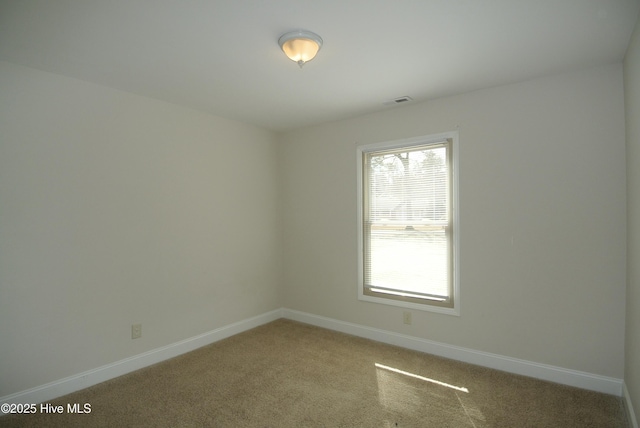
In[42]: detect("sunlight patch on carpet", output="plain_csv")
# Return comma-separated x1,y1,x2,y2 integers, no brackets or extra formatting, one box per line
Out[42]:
375,363,469,393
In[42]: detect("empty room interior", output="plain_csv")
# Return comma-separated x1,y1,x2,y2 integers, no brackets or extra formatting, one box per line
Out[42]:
2,0,640,426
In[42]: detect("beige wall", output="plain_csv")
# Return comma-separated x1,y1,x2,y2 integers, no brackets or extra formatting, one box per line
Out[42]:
625,12,640,423
0,57,631,401
280,63,627,378
0,61,282,396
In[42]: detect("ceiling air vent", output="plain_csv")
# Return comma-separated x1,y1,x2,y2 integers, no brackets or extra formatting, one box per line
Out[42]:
383,96,413,106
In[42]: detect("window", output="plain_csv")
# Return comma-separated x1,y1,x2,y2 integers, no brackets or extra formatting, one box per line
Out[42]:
357,132,459,315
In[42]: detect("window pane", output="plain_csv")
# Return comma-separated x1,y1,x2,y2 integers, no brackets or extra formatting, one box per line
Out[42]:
368,226,448,298
363,141,452,306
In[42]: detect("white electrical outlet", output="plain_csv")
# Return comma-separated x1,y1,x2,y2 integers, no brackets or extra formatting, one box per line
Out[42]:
131,324,142,339
403,311,412,325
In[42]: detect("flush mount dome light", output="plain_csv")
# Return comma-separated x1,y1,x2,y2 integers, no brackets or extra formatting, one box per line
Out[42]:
278,30,323,68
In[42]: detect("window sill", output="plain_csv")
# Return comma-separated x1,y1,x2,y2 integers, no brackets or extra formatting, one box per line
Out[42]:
358,293,460,316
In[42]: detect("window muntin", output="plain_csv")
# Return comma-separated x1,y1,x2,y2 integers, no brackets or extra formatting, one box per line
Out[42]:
358,134,458,314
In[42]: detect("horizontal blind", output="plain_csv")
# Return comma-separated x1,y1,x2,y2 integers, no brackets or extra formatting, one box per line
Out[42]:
363,140,452,304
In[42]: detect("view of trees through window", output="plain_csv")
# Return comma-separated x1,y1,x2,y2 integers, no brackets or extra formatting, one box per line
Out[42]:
368,147,447,223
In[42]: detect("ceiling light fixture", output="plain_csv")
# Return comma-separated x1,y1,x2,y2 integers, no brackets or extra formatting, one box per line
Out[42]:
278,30,323,68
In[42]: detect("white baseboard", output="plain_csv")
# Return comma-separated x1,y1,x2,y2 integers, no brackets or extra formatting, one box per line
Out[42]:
281,308,624,396
624,382,639,428
1,307,625,407
0,308,283,406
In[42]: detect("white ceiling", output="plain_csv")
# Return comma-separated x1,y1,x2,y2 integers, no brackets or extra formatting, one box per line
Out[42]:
1,0,639,132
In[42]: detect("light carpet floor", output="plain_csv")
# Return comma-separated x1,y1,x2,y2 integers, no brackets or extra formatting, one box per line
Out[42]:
0,319,629,427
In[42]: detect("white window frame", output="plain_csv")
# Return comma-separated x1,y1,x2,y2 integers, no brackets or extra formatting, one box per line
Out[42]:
357,131,460,315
